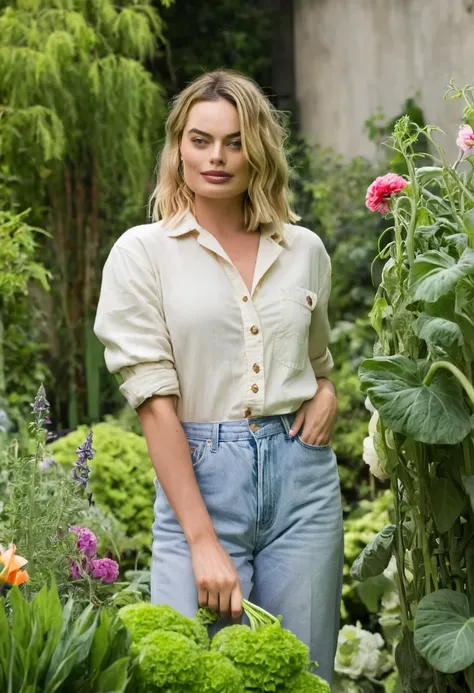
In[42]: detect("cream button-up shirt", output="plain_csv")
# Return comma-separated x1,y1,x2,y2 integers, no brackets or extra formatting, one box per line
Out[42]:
94,211,334,422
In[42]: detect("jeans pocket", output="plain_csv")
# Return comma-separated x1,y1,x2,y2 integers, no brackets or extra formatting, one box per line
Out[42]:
295,436,332,451
187,439,210,470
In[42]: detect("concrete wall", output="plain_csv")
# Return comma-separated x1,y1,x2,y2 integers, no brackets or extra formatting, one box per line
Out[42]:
294,0,474,162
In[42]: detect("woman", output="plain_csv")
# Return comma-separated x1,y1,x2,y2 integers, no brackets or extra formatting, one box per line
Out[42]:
94,70,343,683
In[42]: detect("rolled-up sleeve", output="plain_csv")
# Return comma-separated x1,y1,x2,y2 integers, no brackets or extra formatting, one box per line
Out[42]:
94,243,180,409
309,254,334,378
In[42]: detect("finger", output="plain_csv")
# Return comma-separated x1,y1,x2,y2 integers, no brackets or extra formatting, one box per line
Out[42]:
289,410,306,437
207,589,219,612
198,588,208,607
230,585,243,621
218,588,232,618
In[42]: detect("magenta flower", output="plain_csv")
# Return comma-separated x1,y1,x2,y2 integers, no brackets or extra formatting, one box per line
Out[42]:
366,173,408,215
69,526,97,558
456,124,474,152
70,557,91,580
90,558,119,584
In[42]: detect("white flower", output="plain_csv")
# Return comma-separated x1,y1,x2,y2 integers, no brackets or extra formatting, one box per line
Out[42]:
363,436,389,480
335,622,393,680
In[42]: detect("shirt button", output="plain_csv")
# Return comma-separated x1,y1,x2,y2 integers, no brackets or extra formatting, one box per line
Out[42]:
271,232,280,241
244,408,252,417
251,384,259,393
242,296,249,303
250,326,259,335
306,295,313,307
253,364,260,373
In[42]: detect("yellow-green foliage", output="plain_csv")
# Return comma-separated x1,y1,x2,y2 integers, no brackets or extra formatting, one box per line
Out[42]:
341,490,393,621
119,602,209,650
344,491,393,569
50,423,155,545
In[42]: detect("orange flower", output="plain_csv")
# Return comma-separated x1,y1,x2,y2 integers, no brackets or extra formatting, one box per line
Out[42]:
0,544,29,585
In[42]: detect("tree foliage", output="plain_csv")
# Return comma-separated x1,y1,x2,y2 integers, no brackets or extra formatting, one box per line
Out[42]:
0,0,171,427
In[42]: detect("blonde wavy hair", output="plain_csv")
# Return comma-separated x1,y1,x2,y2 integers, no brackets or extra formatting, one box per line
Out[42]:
150,69,300,232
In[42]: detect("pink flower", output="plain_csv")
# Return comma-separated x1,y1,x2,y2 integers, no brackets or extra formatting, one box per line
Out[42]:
456,124,474,152
90,558,119,584
70,557,91,580
69,526,97,558
366,173,408,215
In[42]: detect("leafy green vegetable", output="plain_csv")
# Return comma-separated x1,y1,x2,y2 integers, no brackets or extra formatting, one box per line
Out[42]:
195,651,244,693
138,630,201,691
118,601,209,650
211,622,309,691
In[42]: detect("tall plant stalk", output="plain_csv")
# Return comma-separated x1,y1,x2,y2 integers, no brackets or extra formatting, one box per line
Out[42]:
353,85,474,692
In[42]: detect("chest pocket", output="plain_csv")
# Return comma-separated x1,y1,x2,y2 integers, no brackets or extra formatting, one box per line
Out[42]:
273,287,318,371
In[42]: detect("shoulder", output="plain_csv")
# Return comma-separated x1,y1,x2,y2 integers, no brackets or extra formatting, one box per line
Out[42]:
283,222,329,254
104,220,171,274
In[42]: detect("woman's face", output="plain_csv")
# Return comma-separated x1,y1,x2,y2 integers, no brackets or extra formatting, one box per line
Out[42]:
180,98,250,200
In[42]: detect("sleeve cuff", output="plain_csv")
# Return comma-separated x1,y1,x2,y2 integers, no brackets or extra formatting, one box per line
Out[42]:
119,362,181,410
310,347,334,379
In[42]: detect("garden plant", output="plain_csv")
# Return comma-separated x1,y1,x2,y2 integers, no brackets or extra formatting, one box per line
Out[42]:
352,82,474,693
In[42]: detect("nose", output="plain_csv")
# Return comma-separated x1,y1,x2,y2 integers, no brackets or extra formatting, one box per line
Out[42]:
209,141,225,165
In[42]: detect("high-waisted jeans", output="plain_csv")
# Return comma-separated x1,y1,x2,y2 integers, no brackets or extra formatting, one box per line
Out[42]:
151,414,344,684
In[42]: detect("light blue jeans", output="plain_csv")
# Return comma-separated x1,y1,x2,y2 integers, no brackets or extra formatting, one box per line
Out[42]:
151,414,344,683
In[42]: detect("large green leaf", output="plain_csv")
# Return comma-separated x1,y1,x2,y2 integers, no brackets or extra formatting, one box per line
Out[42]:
428,477,466,533
350,524,396,582
95,657,130,693
414,313,463,350
414,589,474,673
410,248,474,303
359,356,472,444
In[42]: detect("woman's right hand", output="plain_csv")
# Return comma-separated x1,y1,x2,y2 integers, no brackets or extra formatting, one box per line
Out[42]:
191,535,243,620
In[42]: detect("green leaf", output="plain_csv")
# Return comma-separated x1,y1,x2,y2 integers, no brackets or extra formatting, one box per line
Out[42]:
414,589,474,673
463,207,474,244
395,627,434,691
95,657,130,693
350,524,396,582
410,248,474,302
428,478,466,533
414,313,464,350
462,475,474,513
416,166,443,185
359,355,472,444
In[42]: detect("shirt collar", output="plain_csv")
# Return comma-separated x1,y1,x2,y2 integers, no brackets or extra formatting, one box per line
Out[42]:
164,210,295,247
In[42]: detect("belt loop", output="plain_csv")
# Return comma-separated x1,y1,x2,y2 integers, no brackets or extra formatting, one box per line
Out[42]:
281,414,292,436
211,423,219,453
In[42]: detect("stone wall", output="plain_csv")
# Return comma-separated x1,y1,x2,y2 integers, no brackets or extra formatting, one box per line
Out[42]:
294,0,474,161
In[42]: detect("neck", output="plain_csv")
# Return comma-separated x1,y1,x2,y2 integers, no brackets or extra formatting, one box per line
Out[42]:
193,194,249,237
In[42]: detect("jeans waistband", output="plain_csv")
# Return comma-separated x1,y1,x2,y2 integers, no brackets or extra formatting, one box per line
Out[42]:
180,414,295,451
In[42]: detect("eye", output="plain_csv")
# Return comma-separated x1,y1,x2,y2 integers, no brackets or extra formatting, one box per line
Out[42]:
228,140,242,148
191,137,207,146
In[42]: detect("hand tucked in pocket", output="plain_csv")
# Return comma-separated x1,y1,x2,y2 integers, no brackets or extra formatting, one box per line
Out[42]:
289,378,338,446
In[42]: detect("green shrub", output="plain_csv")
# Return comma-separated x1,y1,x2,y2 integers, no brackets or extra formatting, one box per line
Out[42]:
51,423,155,547
0,581,135,692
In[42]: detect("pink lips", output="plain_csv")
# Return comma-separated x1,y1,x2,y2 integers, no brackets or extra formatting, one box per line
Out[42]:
201,170,233,184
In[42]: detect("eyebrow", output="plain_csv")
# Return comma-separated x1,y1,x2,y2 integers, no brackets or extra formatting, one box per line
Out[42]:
188,128,241,139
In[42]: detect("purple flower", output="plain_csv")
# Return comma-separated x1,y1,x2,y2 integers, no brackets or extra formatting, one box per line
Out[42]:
90,558,119,584
31,384,50,413
71,430,95,495
39,455,57,471
70,557,91,580
69,526,97,558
